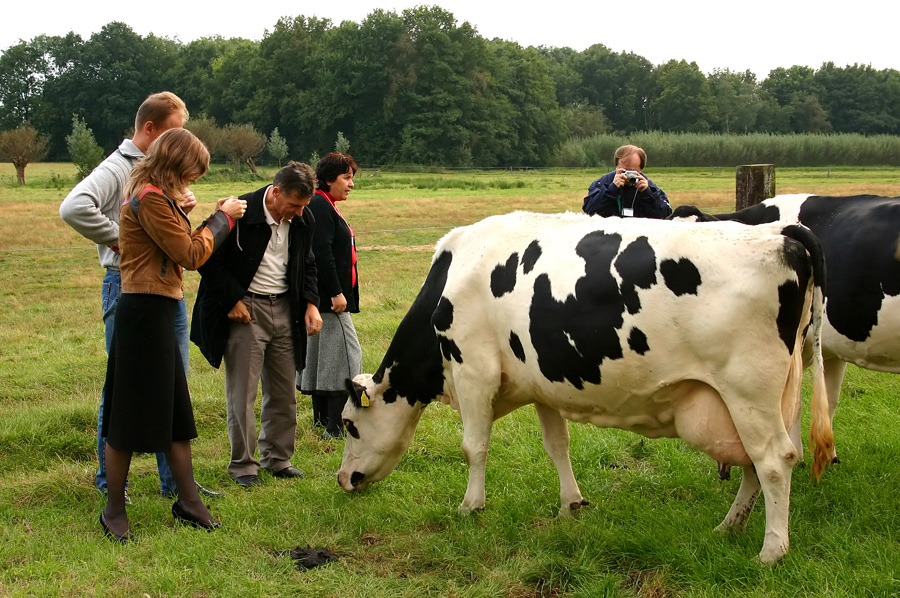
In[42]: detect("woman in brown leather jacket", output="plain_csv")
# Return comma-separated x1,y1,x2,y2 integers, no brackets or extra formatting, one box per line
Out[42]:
100,128,245,541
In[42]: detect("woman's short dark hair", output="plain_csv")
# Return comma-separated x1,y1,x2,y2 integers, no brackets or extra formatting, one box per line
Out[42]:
274,161,316,198
316,152,358,191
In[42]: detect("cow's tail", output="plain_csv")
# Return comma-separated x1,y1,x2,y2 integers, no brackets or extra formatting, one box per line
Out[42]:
782,224,833,481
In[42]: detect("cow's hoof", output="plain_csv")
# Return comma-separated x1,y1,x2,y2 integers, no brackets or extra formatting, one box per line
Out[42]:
559,499,590,518
756,549,786,565
457,504,485,516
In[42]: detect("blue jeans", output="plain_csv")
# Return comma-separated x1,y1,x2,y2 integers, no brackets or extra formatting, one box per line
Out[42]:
97,268,189,494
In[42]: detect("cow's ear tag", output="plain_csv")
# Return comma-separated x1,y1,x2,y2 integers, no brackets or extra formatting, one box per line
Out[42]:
360,390,370,407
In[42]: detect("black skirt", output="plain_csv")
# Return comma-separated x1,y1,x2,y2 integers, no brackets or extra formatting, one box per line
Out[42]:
101,293,197,453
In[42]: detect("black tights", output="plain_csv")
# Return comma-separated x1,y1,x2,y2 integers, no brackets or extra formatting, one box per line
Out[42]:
311,392,348,437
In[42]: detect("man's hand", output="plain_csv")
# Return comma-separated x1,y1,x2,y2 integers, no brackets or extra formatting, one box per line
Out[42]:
331,293,348,314
182,188,197,214
227,300,252,323
612,168,627,188
635,173,649,192
305,303,323,336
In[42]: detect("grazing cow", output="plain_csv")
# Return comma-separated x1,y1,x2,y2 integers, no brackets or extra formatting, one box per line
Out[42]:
672,193,900,464
338,211,833,563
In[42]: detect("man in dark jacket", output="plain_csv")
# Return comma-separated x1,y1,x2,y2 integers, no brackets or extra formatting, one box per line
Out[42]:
191,162,322,488
582,144,671,219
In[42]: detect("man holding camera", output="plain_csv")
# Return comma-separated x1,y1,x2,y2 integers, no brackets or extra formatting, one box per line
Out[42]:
582,144,671,219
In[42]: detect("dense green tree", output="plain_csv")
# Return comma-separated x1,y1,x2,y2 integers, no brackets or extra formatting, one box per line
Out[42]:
708,69,765,133
653,59,716,132
0,39,49,129
168,36,243,117
574,45,655,132
816,63,900,134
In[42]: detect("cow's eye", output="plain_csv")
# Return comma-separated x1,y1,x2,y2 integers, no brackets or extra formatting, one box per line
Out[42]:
344,419,360,439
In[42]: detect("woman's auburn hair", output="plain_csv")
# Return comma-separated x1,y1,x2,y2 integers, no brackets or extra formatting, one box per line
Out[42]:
126,128,209,205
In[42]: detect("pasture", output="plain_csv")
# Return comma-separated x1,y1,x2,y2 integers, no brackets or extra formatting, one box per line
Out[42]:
1,164,899,596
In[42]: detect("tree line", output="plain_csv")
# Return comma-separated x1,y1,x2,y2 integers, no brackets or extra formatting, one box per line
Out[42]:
1,6,899,168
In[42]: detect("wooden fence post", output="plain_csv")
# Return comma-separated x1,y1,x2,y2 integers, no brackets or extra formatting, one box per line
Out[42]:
735,164,775,210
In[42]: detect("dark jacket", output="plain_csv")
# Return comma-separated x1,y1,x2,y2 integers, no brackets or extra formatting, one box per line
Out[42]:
308,191,359,313
582,170,672,219
190,186,319,369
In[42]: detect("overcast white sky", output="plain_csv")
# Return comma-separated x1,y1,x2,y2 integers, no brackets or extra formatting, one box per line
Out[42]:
2,0,897,79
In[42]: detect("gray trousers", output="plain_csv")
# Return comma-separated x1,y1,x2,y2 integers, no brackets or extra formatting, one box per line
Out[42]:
224,295,297,477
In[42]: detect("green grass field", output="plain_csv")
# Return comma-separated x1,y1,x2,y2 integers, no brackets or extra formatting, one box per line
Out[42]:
1,164,899,596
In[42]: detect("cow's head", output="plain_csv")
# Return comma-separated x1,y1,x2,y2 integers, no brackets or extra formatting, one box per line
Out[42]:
337,372,427,492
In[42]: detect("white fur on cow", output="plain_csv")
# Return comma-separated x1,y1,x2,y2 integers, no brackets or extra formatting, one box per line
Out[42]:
338,211,833,564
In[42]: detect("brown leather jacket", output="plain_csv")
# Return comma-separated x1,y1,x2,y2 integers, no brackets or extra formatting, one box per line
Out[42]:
119,185,233,300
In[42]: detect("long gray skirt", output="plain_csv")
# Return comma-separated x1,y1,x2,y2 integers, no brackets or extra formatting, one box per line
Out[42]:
299,311,362,394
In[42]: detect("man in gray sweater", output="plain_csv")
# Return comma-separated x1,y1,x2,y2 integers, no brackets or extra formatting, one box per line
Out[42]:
60,91,220,500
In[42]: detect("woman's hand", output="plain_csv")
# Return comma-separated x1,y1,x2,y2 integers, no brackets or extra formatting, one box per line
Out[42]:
219,197,247,219
331,293,348,314
305,303,323,335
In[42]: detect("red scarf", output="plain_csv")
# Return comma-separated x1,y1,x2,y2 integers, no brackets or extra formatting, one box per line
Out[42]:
316,189,357,288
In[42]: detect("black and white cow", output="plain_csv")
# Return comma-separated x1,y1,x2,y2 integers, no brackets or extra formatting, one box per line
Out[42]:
672,193,900,464
338,211,833,563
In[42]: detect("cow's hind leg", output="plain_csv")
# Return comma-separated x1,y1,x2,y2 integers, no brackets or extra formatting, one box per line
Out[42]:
533,403,587,517
716,465,760,533
730,415,798,564
822,357,847,463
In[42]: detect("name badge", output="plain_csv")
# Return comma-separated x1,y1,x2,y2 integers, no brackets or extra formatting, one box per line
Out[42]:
622,208,634,217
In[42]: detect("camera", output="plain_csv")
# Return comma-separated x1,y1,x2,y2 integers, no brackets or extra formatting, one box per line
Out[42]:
622,170,640,186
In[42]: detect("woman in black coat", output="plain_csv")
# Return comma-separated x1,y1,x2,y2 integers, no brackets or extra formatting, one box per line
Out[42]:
299,153,362,438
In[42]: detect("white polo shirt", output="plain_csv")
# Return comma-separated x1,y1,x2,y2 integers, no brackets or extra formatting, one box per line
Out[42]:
247,186,290,295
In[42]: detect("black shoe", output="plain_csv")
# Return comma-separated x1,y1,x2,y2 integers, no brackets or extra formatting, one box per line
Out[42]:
100,511,133,543
195,481,225,498
172,500,221,530
272,466,305,479
233,474,261,488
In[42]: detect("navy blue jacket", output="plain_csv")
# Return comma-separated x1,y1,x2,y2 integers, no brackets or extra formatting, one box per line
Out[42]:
583,171,672,219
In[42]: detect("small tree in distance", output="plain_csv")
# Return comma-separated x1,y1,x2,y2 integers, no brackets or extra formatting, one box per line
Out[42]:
185,116,221,160
335,131,350,155
219,123,266,174
267,128,288,167
66,116,104,180
0,124,49,185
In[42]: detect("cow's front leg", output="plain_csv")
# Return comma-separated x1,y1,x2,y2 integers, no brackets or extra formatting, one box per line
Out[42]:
458,397,495,514
533,403,587,516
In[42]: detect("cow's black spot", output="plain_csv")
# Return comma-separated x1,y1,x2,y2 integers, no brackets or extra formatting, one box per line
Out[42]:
775,236,814,353
529,231,626,389
660,258,701,296
373,250,453,406
439,336,464,364
522,240,542,274
509,331,526,363
432,296,454,332
491,253,519,298
628,327,649,355
797,195,900,343
776,281,806,355
615,236,657,314
345,421,360,439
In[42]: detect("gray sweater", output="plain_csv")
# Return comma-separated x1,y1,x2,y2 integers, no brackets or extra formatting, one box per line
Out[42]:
59,139,144,269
